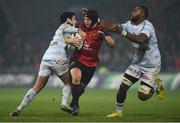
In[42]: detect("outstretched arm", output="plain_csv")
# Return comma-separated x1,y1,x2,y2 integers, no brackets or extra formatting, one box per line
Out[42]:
63,25,79,33
98,30,115,48
104,35,115,48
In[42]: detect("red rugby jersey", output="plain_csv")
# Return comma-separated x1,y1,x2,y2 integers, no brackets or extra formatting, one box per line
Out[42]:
73,23,104,67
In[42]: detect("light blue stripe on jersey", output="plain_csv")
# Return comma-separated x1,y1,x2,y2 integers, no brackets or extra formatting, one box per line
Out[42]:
42,46,67,60
122,20,161,68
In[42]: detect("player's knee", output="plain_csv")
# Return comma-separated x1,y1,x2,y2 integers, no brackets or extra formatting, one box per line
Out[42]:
32,87,40,93
70,68,82,85
138,85,153,101
72,77,81,85
121,77,133,87
117,77,133,94
33,76,48,93
138,92,151,101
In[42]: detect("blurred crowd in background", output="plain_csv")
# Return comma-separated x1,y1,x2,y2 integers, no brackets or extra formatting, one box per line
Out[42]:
0,0,180,73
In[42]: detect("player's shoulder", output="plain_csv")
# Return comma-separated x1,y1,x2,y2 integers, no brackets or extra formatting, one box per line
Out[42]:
60,22,72,29
144,20,154,27
122,20,133,28
144,20,156,32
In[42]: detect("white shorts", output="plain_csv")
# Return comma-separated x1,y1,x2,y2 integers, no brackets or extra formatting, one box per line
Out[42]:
125,64,160,87
38,60,69,76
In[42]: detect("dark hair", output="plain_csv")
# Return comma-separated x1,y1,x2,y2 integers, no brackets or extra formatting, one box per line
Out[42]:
139,5,149,19
60,12,75,24
84,10,99,25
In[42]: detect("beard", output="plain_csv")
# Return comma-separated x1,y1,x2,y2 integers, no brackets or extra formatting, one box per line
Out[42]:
130,15,139,22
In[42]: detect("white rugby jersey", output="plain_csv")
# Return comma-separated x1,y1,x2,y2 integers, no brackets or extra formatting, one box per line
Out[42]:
42,22,78,61
122,20,161,68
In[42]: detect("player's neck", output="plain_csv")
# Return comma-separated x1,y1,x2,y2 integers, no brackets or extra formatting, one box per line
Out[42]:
66,21,73,26
132,18,145,26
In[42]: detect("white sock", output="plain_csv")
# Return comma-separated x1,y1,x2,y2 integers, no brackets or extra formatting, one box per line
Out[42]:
17,88,37,112
116,102,123,113
61,85,71,106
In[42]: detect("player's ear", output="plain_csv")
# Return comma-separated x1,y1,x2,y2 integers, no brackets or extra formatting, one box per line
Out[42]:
66,18,70,23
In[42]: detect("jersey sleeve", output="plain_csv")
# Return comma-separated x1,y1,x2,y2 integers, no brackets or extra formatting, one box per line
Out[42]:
121,21,128,31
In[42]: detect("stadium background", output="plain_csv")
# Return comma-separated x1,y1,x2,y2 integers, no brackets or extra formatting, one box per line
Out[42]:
0,0,180,122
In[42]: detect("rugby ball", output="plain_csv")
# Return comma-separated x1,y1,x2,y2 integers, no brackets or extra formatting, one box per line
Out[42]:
72,33,83,50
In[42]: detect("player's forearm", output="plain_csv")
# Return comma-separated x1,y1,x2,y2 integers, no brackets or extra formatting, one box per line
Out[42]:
64,27,79,33
126,33,148,43
105,35,115,48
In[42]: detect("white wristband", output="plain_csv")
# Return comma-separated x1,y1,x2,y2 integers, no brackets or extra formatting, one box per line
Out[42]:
121,30,127,37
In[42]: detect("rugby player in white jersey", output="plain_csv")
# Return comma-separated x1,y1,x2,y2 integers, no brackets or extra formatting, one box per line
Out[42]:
107,6,165,117
10,11,85,117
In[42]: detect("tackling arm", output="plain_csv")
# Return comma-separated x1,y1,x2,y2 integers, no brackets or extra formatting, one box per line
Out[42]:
63,25,79,33
98,29,115,48
104,35,115,48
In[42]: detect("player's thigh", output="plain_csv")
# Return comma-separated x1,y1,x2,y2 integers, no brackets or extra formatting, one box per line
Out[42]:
70,62,82,85
52,60,71,84
38,61,51,77
81,66,96,86
33,61,51,92
53,60,69,77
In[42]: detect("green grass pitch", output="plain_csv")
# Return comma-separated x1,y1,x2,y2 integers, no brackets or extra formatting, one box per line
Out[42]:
0,87,180,122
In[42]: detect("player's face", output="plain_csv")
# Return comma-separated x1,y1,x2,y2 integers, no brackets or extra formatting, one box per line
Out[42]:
130,7,142,22
69,16,77,25
84,16,92,28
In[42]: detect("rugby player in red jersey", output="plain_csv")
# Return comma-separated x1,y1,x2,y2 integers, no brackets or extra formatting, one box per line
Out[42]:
69,10,115,115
